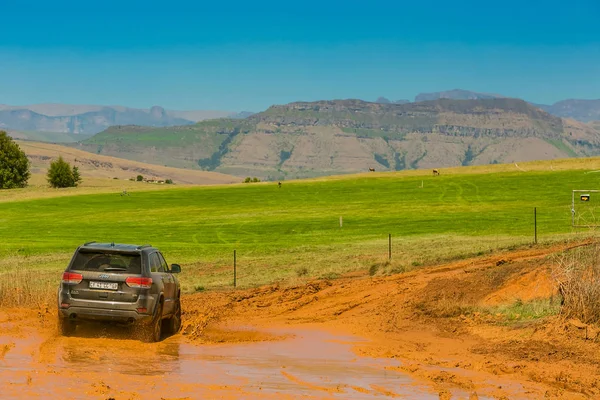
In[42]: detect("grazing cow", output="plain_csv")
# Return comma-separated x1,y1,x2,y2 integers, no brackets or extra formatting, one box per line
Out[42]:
278,181,282,188
369,168,375,172
433,169,440,176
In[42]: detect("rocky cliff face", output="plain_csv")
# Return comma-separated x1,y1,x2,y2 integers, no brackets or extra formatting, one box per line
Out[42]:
78,98,600,179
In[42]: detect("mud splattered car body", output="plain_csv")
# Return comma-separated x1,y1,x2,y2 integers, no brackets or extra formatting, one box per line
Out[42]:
57,242,182,342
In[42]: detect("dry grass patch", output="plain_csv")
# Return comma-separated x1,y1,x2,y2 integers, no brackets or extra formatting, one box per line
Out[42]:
0,269,58,308
552,242,600,324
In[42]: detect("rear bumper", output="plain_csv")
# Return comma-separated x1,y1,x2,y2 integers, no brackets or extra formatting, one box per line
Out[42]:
59,306,153,324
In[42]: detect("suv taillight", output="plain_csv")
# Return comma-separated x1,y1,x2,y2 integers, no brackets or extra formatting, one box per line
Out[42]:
125,277,152,289
62,272,83,284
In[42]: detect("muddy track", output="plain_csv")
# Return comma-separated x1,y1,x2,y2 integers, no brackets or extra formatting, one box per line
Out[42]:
1,241,598,399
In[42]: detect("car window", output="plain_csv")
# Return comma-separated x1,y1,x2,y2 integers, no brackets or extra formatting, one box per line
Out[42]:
149,253,162,273
158,253,169,272
71,251,141,274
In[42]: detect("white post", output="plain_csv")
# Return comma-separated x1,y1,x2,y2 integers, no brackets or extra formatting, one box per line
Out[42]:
340,216,343,228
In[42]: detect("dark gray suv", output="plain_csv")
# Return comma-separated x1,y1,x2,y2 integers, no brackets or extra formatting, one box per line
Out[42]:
57,242,182,342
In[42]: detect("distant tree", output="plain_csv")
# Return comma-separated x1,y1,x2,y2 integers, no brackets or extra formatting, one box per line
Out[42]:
47,156,80,188
165,179,173,184
136,175,144,182
0,131,30,189
244,177,252,183
72,166,82,185
252,177,260,182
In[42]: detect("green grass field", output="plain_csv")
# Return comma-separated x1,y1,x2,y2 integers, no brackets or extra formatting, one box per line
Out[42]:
1,165,599,297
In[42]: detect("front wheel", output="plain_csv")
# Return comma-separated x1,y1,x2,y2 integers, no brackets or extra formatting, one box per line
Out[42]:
141,302,163,343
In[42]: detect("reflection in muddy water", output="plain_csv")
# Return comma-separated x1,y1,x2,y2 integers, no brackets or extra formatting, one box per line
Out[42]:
0,324,455,398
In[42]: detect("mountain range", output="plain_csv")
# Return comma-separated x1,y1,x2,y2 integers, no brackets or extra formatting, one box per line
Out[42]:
375,90,600,123
72,98,600,180
2,89,599,138
0,104,249,135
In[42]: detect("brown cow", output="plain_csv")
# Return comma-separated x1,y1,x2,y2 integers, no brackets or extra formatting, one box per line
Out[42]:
369,168,375,172
433,169,440,176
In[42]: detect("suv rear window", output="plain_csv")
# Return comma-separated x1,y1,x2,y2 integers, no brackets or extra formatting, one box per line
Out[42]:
70,251,142,274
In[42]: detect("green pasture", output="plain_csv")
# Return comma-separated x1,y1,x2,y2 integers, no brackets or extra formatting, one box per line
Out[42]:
1,169,599,292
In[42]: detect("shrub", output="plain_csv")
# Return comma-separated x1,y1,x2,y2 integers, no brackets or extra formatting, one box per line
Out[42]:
296,266,309,277
47,156,81,188
165,179,173,184
194,285,206,292
0,131,30,189
244,177,252,183
320,272,340,280
136,175,144,182
252,177,260,182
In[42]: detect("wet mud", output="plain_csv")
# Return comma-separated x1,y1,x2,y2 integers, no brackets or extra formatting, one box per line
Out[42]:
0,320,448,399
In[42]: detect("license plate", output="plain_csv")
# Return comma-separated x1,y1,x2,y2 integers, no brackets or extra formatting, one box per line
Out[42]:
89,281,118,290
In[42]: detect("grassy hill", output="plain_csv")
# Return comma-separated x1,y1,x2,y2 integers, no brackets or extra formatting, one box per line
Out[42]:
2,156,600,294
6,129,93,143
17,140,239,188
76,98,600,180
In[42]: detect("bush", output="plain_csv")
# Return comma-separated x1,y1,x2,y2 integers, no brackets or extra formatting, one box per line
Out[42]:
0,131,30,189
296,266,309,277
136,175,144,182
243,177,261,183
320,272,340,280
47,156,81,188
165,179,173,184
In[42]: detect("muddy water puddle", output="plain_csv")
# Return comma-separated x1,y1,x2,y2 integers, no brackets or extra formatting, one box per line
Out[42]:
0,325,479,399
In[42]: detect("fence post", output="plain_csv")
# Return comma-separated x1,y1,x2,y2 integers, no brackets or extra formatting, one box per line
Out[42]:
534,208,537,244
234,250,237,288
389,234,392,260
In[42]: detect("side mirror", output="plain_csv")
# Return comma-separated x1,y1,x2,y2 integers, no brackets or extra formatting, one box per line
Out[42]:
170,264,181,273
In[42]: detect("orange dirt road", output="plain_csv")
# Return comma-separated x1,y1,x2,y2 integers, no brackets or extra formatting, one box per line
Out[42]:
1,241,599,399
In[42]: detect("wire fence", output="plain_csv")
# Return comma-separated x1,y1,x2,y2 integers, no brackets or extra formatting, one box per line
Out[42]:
188,205,599,290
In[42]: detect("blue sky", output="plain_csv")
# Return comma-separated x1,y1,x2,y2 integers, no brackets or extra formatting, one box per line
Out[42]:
0,0,599,111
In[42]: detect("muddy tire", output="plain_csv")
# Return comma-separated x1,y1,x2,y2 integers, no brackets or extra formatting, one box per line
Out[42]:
142,302,163,343
58,315,75,337
164,299,182,336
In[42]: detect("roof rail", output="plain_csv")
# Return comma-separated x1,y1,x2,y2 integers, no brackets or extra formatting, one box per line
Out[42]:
83,241,97,246
137,244,152,250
